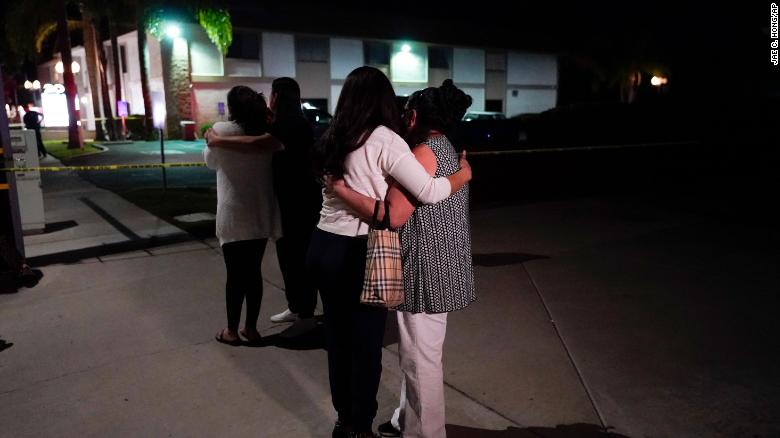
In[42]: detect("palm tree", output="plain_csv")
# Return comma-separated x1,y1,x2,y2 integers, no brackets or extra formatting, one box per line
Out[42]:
136,4,154,140
143,3,232,138
6,0,102,148
80,6,107,141
55,0,84,149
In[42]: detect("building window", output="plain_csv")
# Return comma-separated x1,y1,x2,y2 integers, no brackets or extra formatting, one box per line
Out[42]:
485,99,503,112
428,46,452,69
120,45,127,73
364,41,390,66
296,36,329,63
486,52,506,72
227,31,260,60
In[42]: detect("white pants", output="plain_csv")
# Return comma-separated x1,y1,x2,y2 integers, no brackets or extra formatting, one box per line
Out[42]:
390,311,448,438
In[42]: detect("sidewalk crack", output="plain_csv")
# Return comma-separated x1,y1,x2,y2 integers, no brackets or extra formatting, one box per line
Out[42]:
521,264,608,429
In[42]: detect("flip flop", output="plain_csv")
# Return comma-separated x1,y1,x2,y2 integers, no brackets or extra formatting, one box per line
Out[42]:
215,328,242,346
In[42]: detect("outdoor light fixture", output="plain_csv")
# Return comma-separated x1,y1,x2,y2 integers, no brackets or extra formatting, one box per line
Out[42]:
54,61,80,74
165,23,181,39
391,42,427,83
650,76,668,86
24,80,32,89
32,80,41,89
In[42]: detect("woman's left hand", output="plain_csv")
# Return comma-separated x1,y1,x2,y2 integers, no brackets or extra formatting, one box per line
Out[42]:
204,128,219,147
324,175,347,196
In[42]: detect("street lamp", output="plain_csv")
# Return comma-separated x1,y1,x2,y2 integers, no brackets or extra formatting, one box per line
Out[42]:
152,94,168,190
24,80,42,107
54,61,80,74
650,76,668,87
165,23,181,39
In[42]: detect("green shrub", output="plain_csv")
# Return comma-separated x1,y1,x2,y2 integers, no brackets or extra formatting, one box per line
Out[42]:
200,122,214,137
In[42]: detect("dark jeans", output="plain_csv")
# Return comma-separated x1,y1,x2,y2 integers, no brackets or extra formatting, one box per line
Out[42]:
306,228,388,432
276,225,317,318
33,128,47,157
222,239,267,332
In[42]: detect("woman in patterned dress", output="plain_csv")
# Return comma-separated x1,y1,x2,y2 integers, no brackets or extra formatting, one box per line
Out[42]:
330,79,476,438
310,68,472,438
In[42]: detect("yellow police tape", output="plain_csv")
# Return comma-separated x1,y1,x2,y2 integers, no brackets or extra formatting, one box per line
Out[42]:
0,162,207,172
1,142,698,173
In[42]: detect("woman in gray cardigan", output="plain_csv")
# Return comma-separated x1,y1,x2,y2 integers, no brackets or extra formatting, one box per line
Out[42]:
205,86,282,346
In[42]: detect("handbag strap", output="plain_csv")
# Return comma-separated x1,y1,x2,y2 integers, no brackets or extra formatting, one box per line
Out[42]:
370,199,391,231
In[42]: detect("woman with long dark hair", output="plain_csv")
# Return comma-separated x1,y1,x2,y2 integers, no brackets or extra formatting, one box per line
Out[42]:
308,67,472,438
205,86,281,346
206,78,322,333
330,80,476,438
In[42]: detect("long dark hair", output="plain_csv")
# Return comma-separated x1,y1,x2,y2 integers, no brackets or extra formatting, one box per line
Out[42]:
227,85,269,135
313,66,402,178
271,77,304,120
404,79,472,147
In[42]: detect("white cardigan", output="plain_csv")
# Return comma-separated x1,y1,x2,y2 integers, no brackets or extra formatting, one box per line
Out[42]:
318,126,452,237
204,121,282,246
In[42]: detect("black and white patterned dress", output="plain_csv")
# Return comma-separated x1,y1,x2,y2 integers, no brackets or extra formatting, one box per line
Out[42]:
396,135,476,314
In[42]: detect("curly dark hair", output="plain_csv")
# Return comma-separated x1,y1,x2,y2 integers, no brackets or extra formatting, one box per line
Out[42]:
404,79,472,147
313,66,402,178
227,85,270,136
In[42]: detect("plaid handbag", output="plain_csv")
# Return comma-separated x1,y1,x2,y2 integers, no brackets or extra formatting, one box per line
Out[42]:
360,199,404,307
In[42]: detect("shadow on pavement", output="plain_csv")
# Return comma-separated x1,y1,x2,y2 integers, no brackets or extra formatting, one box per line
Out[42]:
0,338,13,353
446,423,630,438
248,317,327,351
0,267,43,294
26,233,193,267
42,220,79,234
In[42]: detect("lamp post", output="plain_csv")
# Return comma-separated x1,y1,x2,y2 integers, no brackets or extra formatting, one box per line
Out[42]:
23,80,42,107
152,94,167,191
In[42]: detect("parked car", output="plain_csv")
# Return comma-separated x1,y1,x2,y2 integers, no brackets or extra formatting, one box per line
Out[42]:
462,111,506,121
302,105,332,141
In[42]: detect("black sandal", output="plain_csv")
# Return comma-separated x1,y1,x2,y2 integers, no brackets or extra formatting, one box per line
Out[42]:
215,328,242,346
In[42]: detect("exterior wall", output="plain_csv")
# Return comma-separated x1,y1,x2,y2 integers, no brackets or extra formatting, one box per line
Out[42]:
453,48,486,112
39,27,559,134
38,48,95,130
486,71,507,101
262,33,296,78
192,81,272,128
428,68,451,88
505,52,558,116
190,26,223,77
297,61,330,102
329,38,363,80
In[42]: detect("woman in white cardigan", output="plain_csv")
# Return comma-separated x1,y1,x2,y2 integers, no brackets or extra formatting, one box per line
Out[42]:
204,86,282,346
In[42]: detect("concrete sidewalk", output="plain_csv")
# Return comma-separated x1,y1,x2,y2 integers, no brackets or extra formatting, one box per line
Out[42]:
1,194,778,437
22,155,186,260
